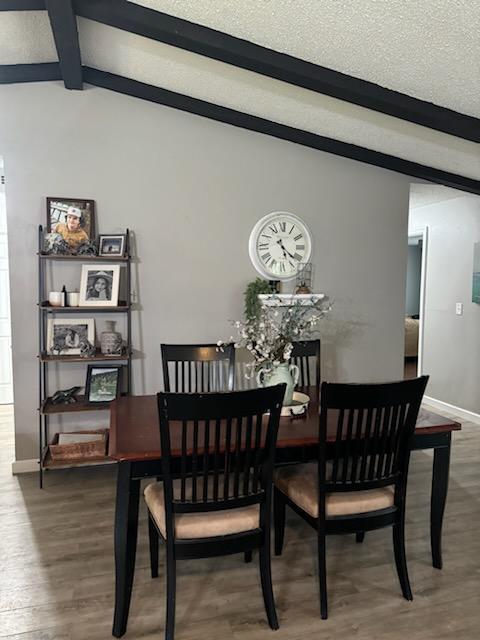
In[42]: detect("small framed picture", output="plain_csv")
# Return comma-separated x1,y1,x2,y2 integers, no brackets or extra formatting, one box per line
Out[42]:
98,235,126,257
47,318,95,356
79,264,120,307
85,365,122,404
46,198,95,252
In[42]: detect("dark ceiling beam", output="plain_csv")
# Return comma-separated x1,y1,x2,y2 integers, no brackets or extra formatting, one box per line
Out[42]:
0,62,61,83
45,0,82,89
74,0,480,144
0,1,45,9
83,67,480,196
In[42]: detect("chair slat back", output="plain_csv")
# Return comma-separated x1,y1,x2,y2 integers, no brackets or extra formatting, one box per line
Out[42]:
319,377,428,493
157,385,285,519
291,339,321,388
161,343,235,392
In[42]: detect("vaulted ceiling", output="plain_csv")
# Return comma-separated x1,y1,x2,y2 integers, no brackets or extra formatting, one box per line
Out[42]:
1,0,479,190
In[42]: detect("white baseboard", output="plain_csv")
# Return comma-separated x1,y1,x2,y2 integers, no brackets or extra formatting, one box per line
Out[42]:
11,459,39,474
423,395,480,424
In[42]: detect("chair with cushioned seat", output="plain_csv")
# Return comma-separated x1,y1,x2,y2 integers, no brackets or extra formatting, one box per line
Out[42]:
145,384,285,640
274,376,428,619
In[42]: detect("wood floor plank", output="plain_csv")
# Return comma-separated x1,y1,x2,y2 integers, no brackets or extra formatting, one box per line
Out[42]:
0,408,478,639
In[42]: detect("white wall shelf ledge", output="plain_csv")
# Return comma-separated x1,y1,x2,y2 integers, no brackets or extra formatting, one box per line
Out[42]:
258,293,326,306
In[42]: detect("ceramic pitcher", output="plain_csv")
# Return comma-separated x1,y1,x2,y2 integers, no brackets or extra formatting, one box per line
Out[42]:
256,362,300,406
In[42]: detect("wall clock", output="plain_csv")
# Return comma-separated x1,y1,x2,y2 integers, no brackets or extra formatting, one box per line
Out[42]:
248,211,312,281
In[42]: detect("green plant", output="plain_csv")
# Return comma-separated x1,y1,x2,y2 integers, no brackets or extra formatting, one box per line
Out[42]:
244,278,276,321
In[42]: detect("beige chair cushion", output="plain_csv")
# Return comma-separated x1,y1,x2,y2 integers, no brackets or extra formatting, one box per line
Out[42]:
144,477,260,540
274,463,394,518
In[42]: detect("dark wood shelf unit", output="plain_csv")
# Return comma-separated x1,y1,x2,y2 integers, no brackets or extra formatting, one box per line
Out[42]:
38,254,129,262
41,447,115,470
39,350,130,363
39,301,130,312
41,395,112,414
38,225,133,487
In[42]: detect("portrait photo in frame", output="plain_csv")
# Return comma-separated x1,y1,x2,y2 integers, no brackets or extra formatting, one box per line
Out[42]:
46,318,95,356
46,198,95,252
79,264,120,307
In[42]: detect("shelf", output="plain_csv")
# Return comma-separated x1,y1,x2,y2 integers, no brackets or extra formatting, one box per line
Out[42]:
42,447,115,470
39,349,130,363
41,395,111,414
258,293,326,307
40,301,130,313
38,254,129,262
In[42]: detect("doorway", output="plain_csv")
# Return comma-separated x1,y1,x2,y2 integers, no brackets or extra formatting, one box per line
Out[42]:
0,157,13,404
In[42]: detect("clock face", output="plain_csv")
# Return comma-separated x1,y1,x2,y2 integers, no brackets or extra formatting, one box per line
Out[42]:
249,212,312,280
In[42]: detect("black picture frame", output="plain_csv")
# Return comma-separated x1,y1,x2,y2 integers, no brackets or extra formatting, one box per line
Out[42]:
85,364,122,404
98,234,126,257
46,197,96,244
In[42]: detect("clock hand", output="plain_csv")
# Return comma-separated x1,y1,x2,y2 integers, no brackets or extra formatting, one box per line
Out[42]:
277,239,295,260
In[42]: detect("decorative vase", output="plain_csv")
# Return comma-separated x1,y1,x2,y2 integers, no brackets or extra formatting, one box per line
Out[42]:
256,362,300,406
100,321,123,356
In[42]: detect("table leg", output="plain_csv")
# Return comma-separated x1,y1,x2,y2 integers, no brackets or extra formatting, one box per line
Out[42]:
113,462,141,637
430,434,451,570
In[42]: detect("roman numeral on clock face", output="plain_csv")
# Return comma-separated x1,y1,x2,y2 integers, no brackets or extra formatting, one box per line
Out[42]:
269,224,278,233
258,243,269,249
262,253,271,263
294,234,303,241
279,221,286,232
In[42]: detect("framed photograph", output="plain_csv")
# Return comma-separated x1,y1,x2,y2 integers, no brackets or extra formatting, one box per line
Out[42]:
47,318,95,356
473,242,480,304
46,197,95,252
79,264,120,307
85,365,122,404
98,235,126,257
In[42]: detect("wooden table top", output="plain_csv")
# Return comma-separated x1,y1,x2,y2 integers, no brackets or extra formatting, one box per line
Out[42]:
109,388,461,462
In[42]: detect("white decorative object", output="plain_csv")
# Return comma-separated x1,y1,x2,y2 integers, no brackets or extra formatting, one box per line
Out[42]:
66,292,79,307
100,320,123,356
280,391,310,417
48,291,63,307
249,211,312,281
257,362,300,406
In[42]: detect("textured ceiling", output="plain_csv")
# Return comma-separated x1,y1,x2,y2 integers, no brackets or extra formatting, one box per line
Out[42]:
78,19,480,181
409,183,470,210
0,11,57,65
0,4,479,183
132,0,480,118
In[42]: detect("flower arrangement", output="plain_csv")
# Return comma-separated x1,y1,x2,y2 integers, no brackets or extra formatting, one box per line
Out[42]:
221,293,332,379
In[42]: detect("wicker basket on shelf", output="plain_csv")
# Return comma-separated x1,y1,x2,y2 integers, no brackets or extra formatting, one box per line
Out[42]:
49,429,108,461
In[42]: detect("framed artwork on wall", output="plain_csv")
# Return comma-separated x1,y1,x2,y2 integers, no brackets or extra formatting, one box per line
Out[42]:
473,242,480,304
79,264,120,307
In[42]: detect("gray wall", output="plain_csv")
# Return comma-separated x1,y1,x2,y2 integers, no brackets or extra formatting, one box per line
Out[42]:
405,243,422,316
0,82,411,461
410,194,480,412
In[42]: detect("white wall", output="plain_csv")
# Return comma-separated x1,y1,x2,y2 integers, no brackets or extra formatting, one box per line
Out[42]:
0,81,411,461
410,193,480,413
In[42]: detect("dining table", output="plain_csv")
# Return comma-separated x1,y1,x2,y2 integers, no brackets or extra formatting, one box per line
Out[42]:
108,386,461,638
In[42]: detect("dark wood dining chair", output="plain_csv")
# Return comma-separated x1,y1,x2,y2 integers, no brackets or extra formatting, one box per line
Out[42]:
274,376,429,619
145,384,286,640
290,339,321,388
161,343,235,392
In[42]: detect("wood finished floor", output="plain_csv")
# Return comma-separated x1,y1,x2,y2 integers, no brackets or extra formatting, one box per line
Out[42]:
0,404,479,639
